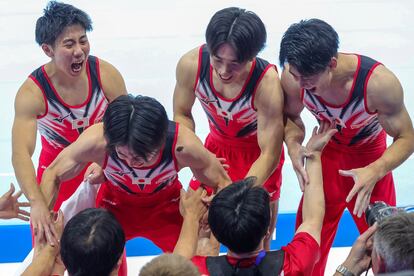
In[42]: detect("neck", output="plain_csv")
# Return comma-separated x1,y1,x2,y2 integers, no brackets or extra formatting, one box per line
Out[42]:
228,248,263,259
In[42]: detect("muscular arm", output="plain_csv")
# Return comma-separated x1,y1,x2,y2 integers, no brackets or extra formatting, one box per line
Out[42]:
343,66,414,216
12,80,45,205
247,67,284,187
176,125,231,190
173,48,199,131
367,66,414,178
99,58,128,102
40,124,106,209
281,67,310,188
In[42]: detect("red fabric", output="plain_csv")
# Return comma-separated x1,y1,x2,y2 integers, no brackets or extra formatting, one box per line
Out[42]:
96,180,183,252
189,133,284,201
295,143,396,276
191,232,320,275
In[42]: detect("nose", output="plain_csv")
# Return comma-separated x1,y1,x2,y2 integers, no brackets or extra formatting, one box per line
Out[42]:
73,43,83,57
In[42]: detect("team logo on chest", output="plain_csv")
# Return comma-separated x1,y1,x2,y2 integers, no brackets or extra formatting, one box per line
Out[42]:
72,117,90,129
216,107,233,120
132,177,152,186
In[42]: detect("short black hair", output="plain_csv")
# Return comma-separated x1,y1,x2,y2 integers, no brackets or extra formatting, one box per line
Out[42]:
103,94,169,160
208,177,270,254
35,1,93,46
60,208,125,276
206,7,266,63
279,18,339,76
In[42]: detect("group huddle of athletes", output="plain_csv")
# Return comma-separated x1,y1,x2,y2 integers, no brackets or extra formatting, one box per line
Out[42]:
6,1,414,276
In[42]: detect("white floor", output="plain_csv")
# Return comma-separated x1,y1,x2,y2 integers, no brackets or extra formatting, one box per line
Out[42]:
0,247,375,276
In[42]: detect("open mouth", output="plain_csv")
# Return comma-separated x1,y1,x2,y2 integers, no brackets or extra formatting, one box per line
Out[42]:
219,74,232,81
71,61,84,73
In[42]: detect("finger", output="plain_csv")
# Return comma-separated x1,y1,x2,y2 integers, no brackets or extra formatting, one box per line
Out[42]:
360,224,378,241
45,225,57,246
18,209,31,217
4,183,15,196
17,215,30,221
18,202,31,207
353,192,365,216
358,194,371,218
338,169,354,177
346,185,359,203
13,190,23,199
312,126,318,136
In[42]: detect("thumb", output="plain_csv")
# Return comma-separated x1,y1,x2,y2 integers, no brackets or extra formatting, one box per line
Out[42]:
339,169,354,177
6,183,15,196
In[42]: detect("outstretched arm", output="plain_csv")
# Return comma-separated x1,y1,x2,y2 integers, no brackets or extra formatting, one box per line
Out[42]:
247,67,284,187
176,125,231,190
280,67,309,190
173,188,208,259
173,48,199,131
296,122,337,244
40,124,105,245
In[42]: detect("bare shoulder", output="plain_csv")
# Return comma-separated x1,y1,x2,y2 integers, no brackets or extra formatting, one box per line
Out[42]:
280,64,301,94
15,78,45,117
176,47,201,82
96,57,127,101
367,64,403,113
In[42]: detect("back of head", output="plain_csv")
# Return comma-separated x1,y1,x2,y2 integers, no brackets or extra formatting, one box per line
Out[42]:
139,254,200,276
208,177,270,254
206,7,266,63
103,94,169,160
35,1,92,46
279,18,339,76
60,208,125,276
374,213,414,273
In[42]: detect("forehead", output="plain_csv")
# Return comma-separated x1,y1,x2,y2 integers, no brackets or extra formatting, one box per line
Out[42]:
56,24,87,42
213,43,238,61
289,66,320,79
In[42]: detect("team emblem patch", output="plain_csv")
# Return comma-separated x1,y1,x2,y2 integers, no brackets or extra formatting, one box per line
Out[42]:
72,117,90,129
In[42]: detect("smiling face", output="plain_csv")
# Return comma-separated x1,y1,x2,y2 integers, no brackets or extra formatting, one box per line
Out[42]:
210,43,248,84
115,145,160,168
43,24,90,77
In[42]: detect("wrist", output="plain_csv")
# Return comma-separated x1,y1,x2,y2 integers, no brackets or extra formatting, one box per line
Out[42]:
336,264,356,276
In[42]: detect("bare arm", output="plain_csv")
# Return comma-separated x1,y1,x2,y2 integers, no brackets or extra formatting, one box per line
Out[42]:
296,123,337,244
247,67,284,186
39,124,105,245
342,66,414,217
281,67,310,189
173,188,207,259
41,124,106,208
99,58,128,102
173,48,199,131
176,125,231,190
12,80,45,205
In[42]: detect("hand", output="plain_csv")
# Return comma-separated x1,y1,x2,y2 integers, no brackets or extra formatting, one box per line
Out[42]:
305,121,337,153
179,188,208,222
340,165,379,217
34,210,64,258
84,163,105,185
288,142,311,191
0,183,30,221
342,224,377,275
30,199,59,247
216,157,229,172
